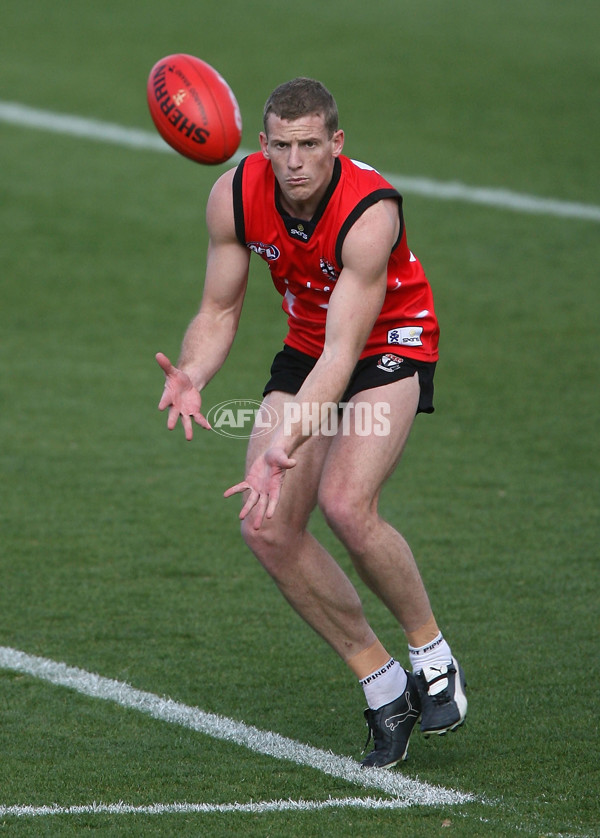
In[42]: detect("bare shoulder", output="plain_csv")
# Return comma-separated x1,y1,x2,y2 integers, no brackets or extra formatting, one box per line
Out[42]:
206,167,238,242
341,198,400,271
349,197,399,240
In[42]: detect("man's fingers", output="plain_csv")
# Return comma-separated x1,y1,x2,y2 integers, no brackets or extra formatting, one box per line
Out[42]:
250,493,270,529
242,492,263,524
181,414,194,441
163,406,210,440
156,353,210,436
224,489,274,529
155,352,173,375
167,405,180,431
196,412,212,431
158,391,171,411
223,481,250,499
265,491,280,520
223,483,264,523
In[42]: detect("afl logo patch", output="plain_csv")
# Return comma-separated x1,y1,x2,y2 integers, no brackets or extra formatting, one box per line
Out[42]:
248,241,280,261
377,354,404,373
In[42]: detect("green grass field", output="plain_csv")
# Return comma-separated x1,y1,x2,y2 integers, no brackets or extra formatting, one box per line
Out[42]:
1,1,599,835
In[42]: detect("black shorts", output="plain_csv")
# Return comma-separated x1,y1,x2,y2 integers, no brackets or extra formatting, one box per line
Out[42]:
263,345,436,414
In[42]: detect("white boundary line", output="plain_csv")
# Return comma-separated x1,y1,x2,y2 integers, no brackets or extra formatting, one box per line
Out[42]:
1,100,599,222
0,797,443,818
0,646,476,814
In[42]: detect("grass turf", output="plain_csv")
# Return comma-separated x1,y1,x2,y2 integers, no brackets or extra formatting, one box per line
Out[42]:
1,0,598,835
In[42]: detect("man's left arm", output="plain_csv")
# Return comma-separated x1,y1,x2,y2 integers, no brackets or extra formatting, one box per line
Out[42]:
225,198,400,524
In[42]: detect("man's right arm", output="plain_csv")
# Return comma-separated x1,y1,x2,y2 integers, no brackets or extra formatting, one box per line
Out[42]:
156,167,251,439
177,167,251,389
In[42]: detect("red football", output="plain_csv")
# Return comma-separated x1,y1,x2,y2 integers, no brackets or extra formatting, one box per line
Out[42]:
147,54,242,165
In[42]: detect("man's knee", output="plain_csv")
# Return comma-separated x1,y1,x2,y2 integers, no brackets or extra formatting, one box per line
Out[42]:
319,484,372,552
240,517,301,577
241,516,280,556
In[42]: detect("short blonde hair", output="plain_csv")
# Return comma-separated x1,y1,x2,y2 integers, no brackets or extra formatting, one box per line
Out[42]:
263,78,339,137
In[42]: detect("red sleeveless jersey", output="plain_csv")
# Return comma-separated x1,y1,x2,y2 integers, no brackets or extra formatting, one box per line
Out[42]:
232,152,439,362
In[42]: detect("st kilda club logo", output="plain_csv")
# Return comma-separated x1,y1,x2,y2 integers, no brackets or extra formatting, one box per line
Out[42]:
150,62,211,146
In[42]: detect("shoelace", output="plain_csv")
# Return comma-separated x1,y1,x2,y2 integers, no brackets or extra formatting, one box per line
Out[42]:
363,714,376,752
422,666,455,705
429,687,452,705
362,710,384,752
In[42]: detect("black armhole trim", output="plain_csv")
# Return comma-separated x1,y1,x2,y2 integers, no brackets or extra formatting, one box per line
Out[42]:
232,157,248,246
334,188,404,267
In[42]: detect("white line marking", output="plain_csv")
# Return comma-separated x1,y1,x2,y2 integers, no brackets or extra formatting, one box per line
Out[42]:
0,101,174,154
1,100,599,222
0,797,431,818
385,174,600,222
0,646,475,808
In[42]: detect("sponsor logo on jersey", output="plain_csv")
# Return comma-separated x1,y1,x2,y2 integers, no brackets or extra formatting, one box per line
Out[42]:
377,354,405,372
282,217,315,241
290,223,309,241
388,326,423,346
248,241,280,261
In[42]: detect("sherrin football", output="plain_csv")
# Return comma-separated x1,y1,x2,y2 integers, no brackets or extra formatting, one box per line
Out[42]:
147,54,242,164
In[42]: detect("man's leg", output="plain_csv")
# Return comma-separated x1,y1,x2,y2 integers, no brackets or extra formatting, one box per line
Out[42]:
318,374,435,641
238,391,420,768
317,375,467,741
240,390,383,663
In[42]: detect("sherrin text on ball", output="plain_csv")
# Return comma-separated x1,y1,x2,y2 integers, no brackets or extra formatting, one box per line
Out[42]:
147,54,242,164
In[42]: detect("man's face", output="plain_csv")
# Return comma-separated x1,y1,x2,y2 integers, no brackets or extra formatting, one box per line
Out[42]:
260,113,344,216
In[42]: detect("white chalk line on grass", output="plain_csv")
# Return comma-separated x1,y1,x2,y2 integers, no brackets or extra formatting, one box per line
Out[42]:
0,646,477,817
0,797,436,818
1,100,599,222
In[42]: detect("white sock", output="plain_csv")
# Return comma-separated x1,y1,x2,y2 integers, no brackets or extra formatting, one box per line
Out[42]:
359,658,408,710
408,632,452,674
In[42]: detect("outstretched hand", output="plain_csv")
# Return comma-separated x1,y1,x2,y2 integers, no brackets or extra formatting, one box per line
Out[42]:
224,447,297,529
156,352,211,441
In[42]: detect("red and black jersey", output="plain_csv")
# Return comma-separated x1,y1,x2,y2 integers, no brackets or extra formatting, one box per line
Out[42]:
232,152,439,362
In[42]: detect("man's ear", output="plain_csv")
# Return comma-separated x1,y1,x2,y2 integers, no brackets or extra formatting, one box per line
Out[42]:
332,129,345,158
259,131,269,159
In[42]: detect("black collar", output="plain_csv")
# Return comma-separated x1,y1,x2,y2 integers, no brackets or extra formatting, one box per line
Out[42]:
275,158,342,242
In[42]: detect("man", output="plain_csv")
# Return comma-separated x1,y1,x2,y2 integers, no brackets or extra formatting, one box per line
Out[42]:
156,78,467,768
